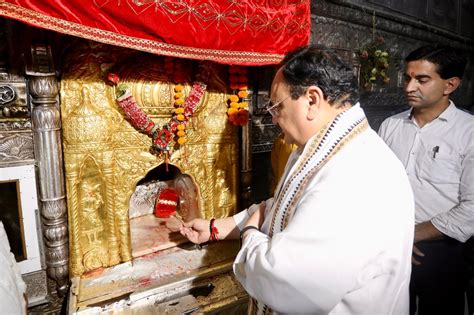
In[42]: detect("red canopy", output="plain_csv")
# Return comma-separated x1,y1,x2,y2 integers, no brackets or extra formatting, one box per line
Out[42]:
0,0,311,65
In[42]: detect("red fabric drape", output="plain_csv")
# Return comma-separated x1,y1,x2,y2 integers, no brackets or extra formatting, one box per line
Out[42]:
0,0,311,65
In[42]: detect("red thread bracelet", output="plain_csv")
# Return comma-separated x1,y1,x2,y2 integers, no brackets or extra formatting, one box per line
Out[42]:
209,218,219,241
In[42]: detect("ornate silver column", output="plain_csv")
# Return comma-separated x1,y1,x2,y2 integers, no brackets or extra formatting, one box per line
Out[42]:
26,45,69,295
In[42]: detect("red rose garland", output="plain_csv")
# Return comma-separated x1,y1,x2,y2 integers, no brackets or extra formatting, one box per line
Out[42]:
107,72,206,157
227,66,250,126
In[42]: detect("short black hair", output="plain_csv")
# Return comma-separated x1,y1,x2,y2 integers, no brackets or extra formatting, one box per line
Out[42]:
280,45,358,106
405,44,467,79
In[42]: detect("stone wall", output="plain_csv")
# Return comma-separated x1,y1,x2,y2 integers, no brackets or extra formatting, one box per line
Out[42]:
249,0,474,203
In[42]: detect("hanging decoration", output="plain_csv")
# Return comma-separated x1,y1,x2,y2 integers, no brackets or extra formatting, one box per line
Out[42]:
227,66,250,126
0,1,311,66
357,12,391,90
106,71,206,158
358,36,391,90
164,57,188,145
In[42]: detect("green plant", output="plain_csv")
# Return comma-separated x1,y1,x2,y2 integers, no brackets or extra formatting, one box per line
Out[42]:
358,36,391,90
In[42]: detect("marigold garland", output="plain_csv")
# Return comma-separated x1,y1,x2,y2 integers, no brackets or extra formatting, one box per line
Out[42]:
165,57,189,145
227,66,250,126
106,69,206,157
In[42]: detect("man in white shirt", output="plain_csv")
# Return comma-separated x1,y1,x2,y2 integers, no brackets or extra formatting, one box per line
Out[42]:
379,44,473,315
180,45,415,314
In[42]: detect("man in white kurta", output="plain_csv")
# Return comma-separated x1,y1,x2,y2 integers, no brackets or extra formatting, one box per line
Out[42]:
180,45,414,314
233,104,414,314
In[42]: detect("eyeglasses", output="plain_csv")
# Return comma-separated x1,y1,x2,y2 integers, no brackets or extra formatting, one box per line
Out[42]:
265,95,290,117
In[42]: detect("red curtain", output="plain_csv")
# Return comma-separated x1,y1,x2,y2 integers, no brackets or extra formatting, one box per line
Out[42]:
0,0,311,65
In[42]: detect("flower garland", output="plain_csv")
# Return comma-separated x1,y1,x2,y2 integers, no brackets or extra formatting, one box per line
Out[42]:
227,66,249,126
164,57,187,145
106,70,206,157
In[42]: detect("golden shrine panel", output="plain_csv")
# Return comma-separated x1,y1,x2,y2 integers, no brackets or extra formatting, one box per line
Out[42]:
60,42,239,276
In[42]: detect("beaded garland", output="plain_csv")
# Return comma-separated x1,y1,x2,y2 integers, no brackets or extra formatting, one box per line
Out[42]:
107,72,206,157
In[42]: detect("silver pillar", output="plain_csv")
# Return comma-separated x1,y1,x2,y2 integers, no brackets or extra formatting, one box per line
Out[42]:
26,45,69,295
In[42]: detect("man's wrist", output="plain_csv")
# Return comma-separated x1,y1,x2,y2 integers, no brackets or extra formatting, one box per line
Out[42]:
209,218,219,241
240,225,259,240
414,221,444,242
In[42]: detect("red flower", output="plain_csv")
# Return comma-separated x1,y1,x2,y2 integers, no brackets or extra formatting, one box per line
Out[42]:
229,109,249,126
107,73,120,86
153,128,173,150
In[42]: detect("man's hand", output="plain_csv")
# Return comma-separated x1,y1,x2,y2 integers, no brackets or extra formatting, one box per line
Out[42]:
245,201,266,228
179,218,210,244
411,221,445,265
412,244,425,265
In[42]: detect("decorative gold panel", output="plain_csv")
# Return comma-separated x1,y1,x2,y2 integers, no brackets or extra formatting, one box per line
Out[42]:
60,42,238,276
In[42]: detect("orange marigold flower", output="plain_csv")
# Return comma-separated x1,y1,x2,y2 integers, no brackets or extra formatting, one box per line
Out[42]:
177,130,185,137
177,114,185,121
177,124,186,131
177,137,186,145
175,98,185,105
175,107,184,114
227,107,238,115
237,90,248,98
230,102,239,108
229,95,239,102
174,92,184,99
239,102,249,109
174,84,184,92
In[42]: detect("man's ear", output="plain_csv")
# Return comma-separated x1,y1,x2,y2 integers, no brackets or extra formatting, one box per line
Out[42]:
307,86,324,120
444,77,461,96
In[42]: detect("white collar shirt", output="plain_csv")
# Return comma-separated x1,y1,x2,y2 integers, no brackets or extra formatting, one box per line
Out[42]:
378,101,474,242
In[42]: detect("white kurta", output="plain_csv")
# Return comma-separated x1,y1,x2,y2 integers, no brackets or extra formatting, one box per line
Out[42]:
0,221,26,315
233,127,415,314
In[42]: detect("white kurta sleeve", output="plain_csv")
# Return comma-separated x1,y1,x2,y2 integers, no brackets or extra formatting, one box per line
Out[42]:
233,198,273,231
234,191,364,312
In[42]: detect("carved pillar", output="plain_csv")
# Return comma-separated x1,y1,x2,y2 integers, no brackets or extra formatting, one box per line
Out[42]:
26,46,69,295
240,93,252,209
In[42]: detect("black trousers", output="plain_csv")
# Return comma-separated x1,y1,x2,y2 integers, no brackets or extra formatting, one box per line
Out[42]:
409,238,468,315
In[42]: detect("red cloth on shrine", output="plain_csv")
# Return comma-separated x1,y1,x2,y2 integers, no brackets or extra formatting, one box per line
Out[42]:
0,0,311,65
155,188,178,219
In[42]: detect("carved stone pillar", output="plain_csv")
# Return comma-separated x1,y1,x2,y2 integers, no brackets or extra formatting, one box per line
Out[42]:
26,46,69,295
